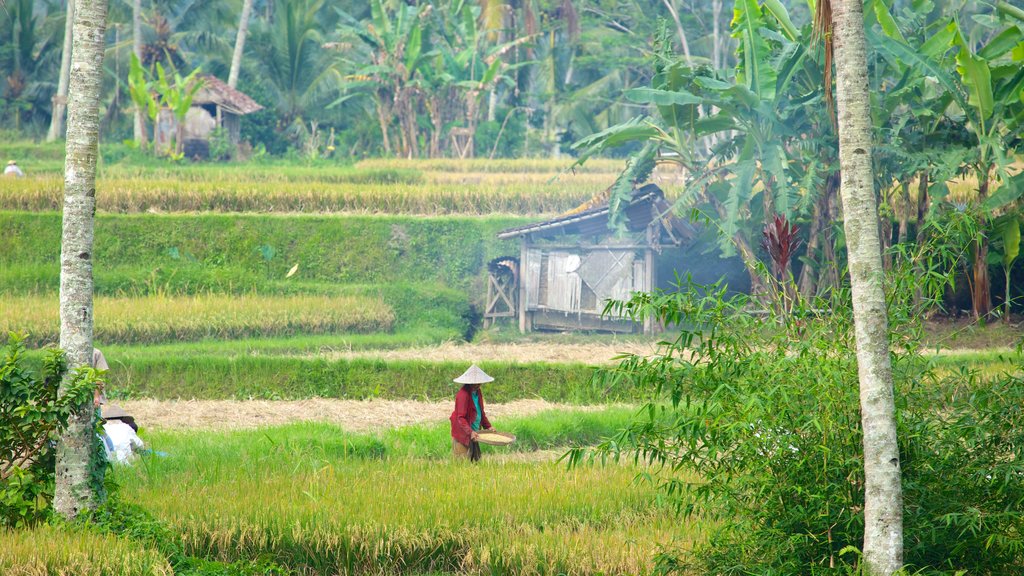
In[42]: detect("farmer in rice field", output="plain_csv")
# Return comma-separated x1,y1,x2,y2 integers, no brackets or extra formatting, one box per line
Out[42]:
450,364,497,462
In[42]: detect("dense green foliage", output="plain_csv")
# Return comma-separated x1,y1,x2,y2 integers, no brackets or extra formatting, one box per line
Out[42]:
0,0,744,157
577,266,1024,574
575,0,1024,317
0,337,98,528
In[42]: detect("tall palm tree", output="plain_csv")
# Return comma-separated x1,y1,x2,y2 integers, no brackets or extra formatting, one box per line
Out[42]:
46,0,73,141
227,0,253,88
2,0,62,132
252,0,337,127
830,0,903,573
132,0,145,145
54,0,108,519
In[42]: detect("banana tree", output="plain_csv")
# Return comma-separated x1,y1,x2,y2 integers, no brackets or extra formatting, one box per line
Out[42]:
573,0,834,299
989,213,1021,323
128,54,203,157
874,10,1024,318
336,0,433,157
428,2,533,157
153,62,203,156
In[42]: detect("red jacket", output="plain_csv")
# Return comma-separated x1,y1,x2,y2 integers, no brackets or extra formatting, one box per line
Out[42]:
450,385,491,446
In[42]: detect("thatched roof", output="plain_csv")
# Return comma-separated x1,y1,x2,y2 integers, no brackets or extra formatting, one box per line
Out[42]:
193,75,263,115
497,183,694,243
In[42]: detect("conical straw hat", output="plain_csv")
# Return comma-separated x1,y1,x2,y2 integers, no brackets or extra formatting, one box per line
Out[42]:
453,364,494,384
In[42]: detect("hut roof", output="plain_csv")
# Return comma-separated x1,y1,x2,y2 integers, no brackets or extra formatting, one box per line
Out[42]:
497,183,694,243
193,75,263,115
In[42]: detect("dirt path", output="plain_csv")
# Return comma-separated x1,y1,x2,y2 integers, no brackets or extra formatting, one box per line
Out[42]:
120,398,607,432
316,340,663,364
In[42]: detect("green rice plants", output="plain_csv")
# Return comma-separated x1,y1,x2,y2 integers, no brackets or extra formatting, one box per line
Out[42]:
97,355,608,403
110,414,695,575
0,213,523,295
0,524,173,575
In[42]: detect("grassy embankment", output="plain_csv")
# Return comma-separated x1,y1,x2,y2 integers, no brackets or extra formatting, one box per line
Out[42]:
1,211,527,346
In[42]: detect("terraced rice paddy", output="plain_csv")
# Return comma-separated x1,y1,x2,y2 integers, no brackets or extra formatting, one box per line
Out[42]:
0,293,394,346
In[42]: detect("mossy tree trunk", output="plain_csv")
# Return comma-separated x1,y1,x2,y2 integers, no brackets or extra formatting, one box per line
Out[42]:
54,0,108,520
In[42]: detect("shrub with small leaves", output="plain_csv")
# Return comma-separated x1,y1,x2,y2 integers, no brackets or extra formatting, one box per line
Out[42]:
1,334,97,527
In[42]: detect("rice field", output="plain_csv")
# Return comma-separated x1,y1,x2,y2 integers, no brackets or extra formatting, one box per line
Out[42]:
0,293,394,346
111,418,699,575
354,157,625,174
0,525,172,576
0,176,608,215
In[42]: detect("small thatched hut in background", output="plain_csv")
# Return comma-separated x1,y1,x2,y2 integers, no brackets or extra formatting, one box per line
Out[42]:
179,75,263,158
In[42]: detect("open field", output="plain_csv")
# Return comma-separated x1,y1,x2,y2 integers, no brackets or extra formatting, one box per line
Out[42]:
0,294,394,347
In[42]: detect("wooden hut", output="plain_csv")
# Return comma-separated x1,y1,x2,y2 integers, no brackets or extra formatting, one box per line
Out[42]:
489,184,692,334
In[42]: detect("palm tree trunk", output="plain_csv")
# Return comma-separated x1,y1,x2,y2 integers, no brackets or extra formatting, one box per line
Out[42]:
375,97,393,155
660,0,692,63
896,181,910,247
132,0,147,147
972,174,993,319
53,0,108,521
832,1,903,573
228,0,254,88
798,190,826,298
47,0,75,142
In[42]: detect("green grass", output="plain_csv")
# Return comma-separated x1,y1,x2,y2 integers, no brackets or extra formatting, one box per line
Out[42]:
110,411,695,575
101,355,613,403
0,524,172,576
103,331,463,358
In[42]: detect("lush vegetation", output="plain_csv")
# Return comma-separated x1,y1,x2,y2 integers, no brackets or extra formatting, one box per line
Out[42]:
574,0,1024,319
570,228,1024,574
0,0,747,158
0,338,99,528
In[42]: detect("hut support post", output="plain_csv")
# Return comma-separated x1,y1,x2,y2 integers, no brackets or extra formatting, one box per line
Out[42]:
644,226,656,335
518,239,529,333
